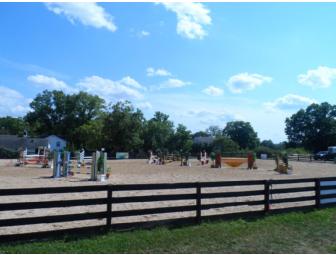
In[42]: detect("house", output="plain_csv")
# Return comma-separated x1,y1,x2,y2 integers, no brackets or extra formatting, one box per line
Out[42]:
46,135,67,151
193,136,214,145
0,135,67,153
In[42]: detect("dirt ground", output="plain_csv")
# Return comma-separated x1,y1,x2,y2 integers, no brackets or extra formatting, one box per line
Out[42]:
1,158,336,188
0,158,336,235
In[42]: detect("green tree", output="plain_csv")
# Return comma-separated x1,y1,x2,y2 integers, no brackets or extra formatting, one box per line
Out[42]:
25,90,66,136
25,90,105,149
102,101,145,153
255,146,277,158
144,112,174,152
66,92,105,148
260,140,275,149
212,136,239,153
285,102,336,151
0,116,27,136
192,131,209,138
170,124,193,153
223,121,259,149
75,117,105,151
206,125,222,137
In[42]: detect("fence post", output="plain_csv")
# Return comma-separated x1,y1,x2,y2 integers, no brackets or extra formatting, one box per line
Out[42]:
264,180,270,212
196,182,201,223
106,185,112,228
315,179,320,209
298,155,300,161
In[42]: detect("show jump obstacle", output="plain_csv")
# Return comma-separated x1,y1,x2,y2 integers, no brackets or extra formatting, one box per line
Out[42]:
222,158,246,167
16,147,50,168
53,150,108,181
274,153,293,174
210,152,254,169
200,151,209,165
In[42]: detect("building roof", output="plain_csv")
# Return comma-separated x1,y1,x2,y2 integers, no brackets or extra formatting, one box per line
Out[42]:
193,136,214,145
0,135,48,151
45,135,67,142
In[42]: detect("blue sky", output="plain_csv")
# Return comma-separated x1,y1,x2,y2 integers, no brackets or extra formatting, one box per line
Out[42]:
1,2,336,142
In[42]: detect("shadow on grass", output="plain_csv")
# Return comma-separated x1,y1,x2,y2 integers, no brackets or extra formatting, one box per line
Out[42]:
0,205,322,246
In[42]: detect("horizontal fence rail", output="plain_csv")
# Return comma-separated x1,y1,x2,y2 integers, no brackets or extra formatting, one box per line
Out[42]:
288,154,335,163
1,177,336,242
288,154,313,162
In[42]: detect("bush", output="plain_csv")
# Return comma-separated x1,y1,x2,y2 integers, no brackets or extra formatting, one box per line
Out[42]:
255,146,277,158
212,136,239,153
284,147,311,155
0,147,19,159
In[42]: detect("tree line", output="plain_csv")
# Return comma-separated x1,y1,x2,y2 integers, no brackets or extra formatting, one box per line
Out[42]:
1,89,335,156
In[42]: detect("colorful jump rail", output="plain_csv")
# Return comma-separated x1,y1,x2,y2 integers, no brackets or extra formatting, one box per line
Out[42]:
1,177,336,243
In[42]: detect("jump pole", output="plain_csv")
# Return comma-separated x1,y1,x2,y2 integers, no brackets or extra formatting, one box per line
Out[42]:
62,151,71,177
53,151,62,178
90,151,99,181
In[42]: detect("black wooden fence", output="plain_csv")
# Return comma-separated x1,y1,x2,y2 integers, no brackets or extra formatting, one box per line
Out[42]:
287,154,336,163
287,154,314,162
1,177,336,243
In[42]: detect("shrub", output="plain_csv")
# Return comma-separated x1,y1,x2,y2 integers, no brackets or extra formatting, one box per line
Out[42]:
0,147,19,159
284,147,311,155
212,136,240,153
255,146,277,158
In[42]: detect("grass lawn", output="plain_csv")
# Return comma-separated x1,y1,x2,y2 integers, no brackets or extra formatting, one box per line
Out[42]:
1,208,336,253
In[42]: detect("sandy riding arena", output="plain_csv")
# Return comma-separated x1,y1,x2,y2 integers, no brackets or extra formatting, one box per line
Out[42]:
0,159,336,235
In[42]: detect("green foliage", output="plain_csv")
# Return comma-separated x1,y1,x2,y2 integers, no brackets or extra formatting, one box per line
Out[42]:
0,116,28,136
0,147,18,159
206,125,222,137
18,89,267,155
192,131,208,138
143,112,174,152
223,121,260,149
255,146,277,157
7,89,336,158
74,118,104,151
25,90,105,149
284,147,310,155
102,101,145,153
212,136,240,153
97,154,105,174
260,139,275,149
170,124,193,153
3,208,336,253
285,102,336,151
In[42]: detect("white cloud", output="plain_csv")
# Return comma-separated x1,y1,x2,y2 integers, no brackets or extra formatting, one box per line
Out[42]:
77,75,144,102
138,30,150,38
119,76,145,90
146,67,171,77
161,2,211,40
136,101,153,110
27,74,76,93
226,73,272,94
202,86,223,96
298,66,336,89
27,74,145,103
264,94,317,111
159,78,191,89
186,110,242,125
0,86,31,116
45,3,117,32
